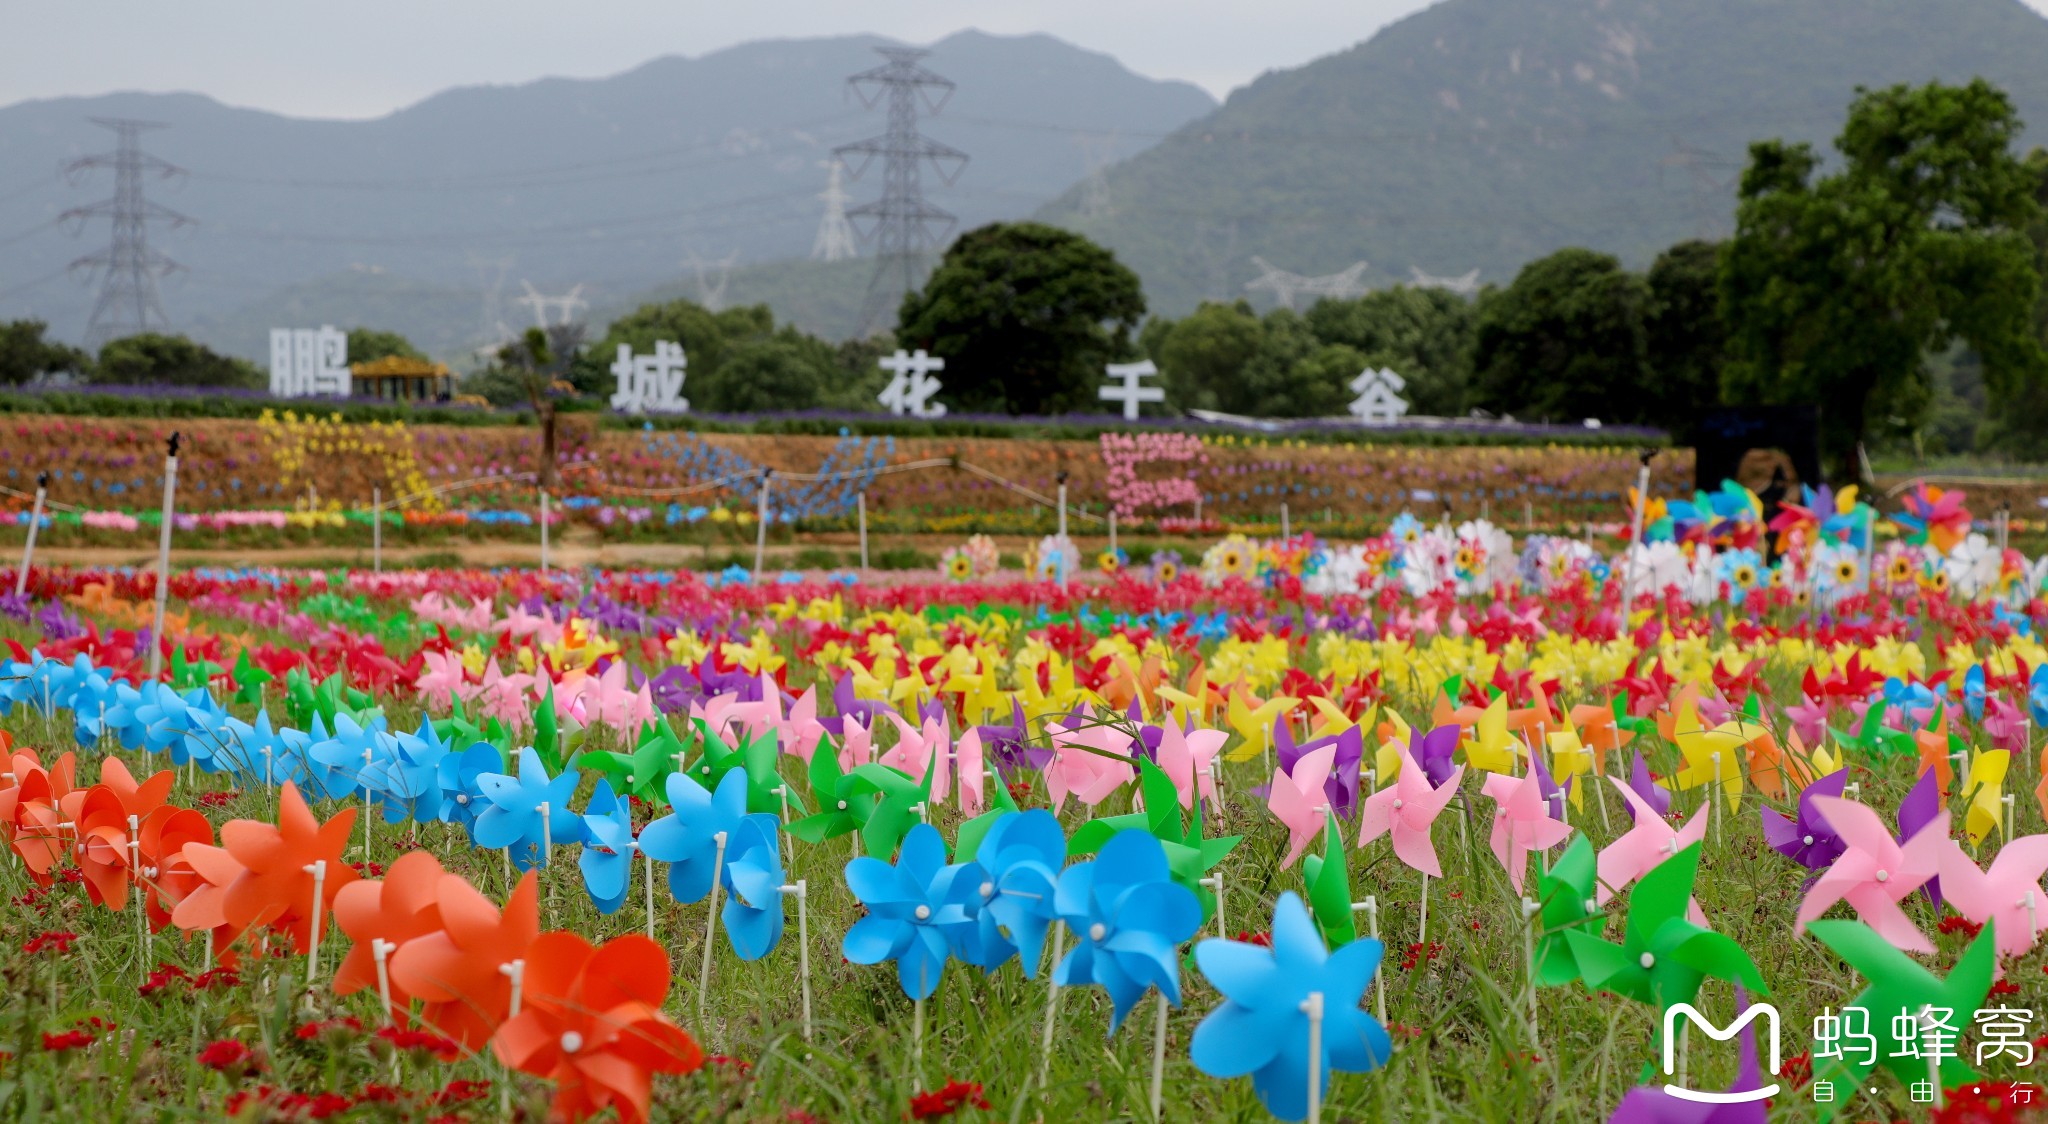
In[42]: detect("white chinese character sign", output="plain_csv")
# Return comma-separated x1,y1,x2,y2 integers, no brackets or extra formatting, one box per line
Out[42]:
1348,366,1409,424
877,348,946,417
1100,359,1165,420
609,340,689,413
268,326,351,398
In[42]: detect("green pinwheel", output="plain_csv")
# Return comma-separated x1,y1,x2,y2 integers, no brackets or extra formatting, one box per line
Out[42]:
1302,811,1356,947
1563,842,1765,1011
691,725,798,817
847,761,932,859
1807,918,1998,1105
532,682,565,771
789,745,879,849
1828,701,1914,758
1532,835,1605,987
230,650,272,708
952,774,1021,863
1070,758,1240,924
285,668,374,731
574,721,690,807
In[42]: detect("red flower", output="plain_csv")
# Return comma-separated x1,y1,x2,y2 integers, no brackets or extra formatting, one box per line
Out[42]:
1232,930,1273,948
375,1025,462,1062
909,1079,991,1119
1779,1051,1811,1090
41,1030,95,1052
1990,979,2022,997
354,1084,403,1105
1929,1082,2031,1124
197,790,240,808
1938,916,1985,937
294,1016,363,1042
23,930,79,955
430,1079,490,1106
707,1053,755,1075
198,1039,258,1074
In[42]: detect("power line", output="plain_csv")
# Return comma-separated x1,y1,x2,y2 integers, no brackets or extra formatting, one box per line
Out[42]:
811,160,857,263
60,118,192,348
835,47,968,335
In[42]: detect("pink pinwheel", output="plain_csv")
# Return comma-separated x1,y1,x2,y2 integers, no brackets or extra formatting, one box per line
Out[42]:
1597,778,1708,906
412,592,494,633
880,713,952,809
836,719,875,770
414,650,474,712
1043,715,1136,810
1983,697,2029,755
493,604,563,645
1482,769,1573,895
1357,744,1462,877
954,728,985,814
562,661,652,732
1267,744,1338,868
688,692,746,742
1153,718,1225,810
1796,796,1949,954
730,673,827,764
475,659,538,729
1783,695,1830,750
1937,834,2048,963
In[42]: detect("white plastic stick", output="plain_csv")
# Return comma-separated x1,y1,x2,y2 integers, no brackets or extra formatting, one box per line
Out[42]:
1038,924,1066,1090
302,859,327,988
1149,990,1170,1121
1200,871,1226,939
1419,871,1429,946
148,440,180,680
1301,991,1325,1124
371,938,398,1024
1521,897,1541,1045
697,831,728,1027
754,470,772,577
645,848,657,940
15,475,45,597
779,881,812,1042
1354,897,1385,1024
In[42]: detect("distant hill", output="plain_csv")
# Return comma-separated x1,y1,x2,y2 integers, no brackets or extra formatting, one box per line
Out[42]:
0,30,1213,357
1037,0,2048,317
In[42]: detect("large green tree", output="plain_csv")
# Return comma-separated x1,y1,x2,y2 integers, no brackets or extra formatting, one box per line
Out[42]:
1303,286,1477,417
0,320,89,386
1643,240,1728,439
345,327,426,365
1145,300,1264,412
1470,248,1652,424
693,332,835,413
93,333,262,389
896,222,1145,415
1720,79,2048,481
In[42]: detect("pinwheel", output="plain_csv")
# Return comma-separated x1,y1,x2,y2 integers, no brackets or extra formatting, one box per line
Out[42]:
1190,891,1392,1123
175,781,359,959
1268,743,1337,868
788,743,880,852
435,743,504,831
842,822,979,1000
1531,835,1604,987
693,722,797,817
1302,812,1356,948
1668,702,1747,813
1224,689,1297,764
1565,843,1766,1013
1893,481,1970,554
1357,740,1461,878
1071,759,1240,926
719,816,787,961
1957,747,2009,846
137,803,213,933
577,779,638,915
414,649,471,711
575,721,689,808
371,718,450,826
73,784,141,910
963,809,1067,975
845,761,933,860
1796,796,1948,953
879,712,953,809
493,932,702,1124
1898,766,1946,910
1622,750,1671,822
1043,713,1136,809
1759,768,1847,870
1462,693,1523,773
1054,827,1202,1032
1936,834,2048,961
388,871,541,1051
473,747,586,872
1607,993,1774,1124
229,648,273,709
331,850,448,1021
1596,778,1707,905
638,768,756,904
1805,919,1997,1109
1482,767,1573,896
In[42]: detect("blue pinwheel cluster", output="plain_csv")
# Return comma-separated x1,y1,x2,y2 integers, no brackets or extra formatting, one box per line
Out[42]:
641,428,891,522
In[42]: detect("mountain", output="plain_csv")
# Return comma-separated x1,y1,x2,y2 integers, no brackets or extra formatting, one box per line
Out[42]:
0,30,1213,357
1037,0,2048,317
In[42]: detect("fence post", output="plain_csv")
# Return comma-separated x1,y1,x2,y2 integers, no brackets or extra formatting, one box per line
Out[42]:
148,434,181,681
539,488,550,577
754,469,773,579
857,490,869,573
15,471,47,598
372,487,382,574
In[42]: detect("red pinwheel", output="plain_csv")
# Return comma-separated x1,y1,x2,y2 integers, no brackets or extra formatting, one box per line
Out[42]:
493,931,703,1124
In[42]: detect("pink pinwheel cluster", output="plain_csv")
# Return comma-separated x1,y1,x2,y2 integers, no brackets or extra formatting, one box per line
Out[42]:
1099,431,1207,519
410,592,495,634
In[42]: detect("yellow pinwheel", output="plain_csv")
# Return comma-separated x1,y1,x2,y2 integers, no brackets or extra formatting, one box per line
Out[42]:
1667,698,1748,811
1224,688,1299,763
1545,727,1593,810
1462,693,1523,775
1959,748,2010,847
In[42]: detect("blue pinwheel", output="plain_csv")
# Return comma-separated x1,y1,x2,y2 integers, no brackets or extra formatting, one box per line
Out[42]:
435,743,502,829
375,718,450,824
2030,663,2048,728
842,822,981,999
1053,827,1202,1032
307,712,390,802
473,746,586,871
721,817,786,960
639,768,755,904
1190,892,1393,1122
577,778,638,914
1962,664,1986,721
957,809,1065,976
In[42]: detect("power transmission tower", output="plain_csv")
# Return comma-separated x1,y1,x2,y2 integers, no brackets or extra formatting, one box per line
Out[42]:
811,161,858,262
683,250,739,311
834,47,968,335
515,280,587,328
1075,130,1120,217
1408,266,1482,296
1244,256,1371,310
468,253,515,346
1659,136,1741,238
60,118,191,348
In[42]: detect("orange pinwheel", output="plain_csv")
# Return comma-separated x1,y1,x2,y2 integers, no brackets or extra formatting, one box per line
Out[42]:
1568,703,1633,772
390,870,541,1050
332,851,450,1021
73,785,141,909
1914,711,1957,799
60,756,172,825
493,931,702,1124
175,782,358,955
1,768,65,885
138,804,214,933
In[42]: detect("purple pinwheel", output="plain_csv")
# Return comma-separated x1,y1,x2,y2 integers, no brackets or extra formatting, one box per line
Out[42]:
1897,767,1945,910
976,700,1051,780
1625,750,1671,822
1275,724,1364,820
1606,992,1773,1124
1413,723,1461,788
1759,769,1848,870
819,672,894,738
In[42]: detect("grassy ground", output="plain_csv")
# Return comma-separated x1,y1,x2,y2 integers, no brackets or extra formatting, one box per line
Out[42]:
0,649,2038,1120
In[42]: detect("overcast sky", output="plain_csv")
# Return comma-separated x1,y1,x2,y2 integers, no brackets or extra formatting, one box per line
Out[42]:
8,0,1445,118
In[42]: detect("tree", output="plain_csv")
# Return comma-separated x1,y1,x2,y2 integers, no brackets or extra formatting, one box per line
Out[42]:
1303,286,1477,417
1231,312,1357,418
1147,300,1263,413
1721,79,2048,482
575,299,776,403
1470,249,1652,424
897,222,1145,415
93,333,262,389
694,333,834,413
1642,240,1727,439
0,320,89,386
345,327,425,365
477,325,583,487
